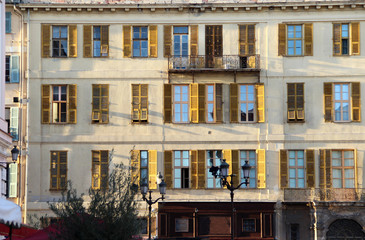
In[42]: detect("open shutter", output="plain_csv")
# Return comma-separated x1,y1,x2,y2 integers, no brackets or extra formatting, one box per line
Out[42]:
163,25,172,58
351,82,361,122
8,163,17,198
41,85,50,124
148,150,157,190
132,85,140,122
92,151,101,189
256,84,265,123
131,150,140,186
239,25,247,56
41,24,51,58
223,149,232,186
324,83,333,122
320,149,332,189
325,149,332,188
287,83,296,121
296,83,305,120
190,25,198,57
198,84,206,123
333,23,341,56
278,24,286,56
100,151,109,189
83,25,92,58
215,84,223,123
10,107,19,141
279,150,288,188
164,151,173,189
197,150,206,189
164,84,172,123
68,25,77,57
6,12,11,33
191,150,198,189
50,152,58,190
59,152,67,190
231,150,240,186
190,83,199,123
100,85,109,123
230,84,238,123
140,84,148,122
304,23,313,56
92,85,101,122
149,25,158,58
247,25,255,55
256,149,266,188
354,149,358,189
10,55,19,83
306,149,315,188
351,22,360,55
68,84,77,123
101,25,109,57
123,26,132,58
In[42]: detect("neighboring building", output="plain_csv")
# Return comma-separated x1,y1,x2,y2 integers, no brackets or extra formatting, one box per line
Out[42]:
16,0,365,239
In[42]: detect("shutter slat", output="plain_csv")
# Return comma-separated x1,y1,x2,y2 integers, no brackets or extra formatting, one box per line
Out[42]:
223,150,232,186
10,107,19,141
41,24,51,58
279,150,288,188
325,149,332,188
191,150,198,189
149,25,158,58
247,25,255,55
198,84,206,123
239,25,247,56
68,25,77,57
230,84,238,123
8,163,17,198
351,82,361,122
148,150,157,190
231,150,239,186
6,12,11,33
141,84,148,122
101,25,109,57
306,149,315,188
83,25,92,58
163,25,172,58
10,55,20,83
319,150,326,189
123,26,132,58
333,23,341,55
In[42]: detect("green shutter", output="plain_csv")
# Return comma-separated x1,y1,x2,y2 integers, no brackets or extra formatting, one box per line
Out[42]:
8,163,17,198
10,55,20,83
10,107,19,141
6,12,11,33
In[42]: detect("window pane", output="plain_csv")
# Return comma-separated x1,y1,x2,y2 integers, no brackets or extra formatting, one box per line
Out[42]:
332,169,342,178
141,27,148,39
295,40,302,55
295,25,302,38
345,179,354,188
289,151,295,158
60,26,67,38
297,169,304,178
94,41,101,57
344,159,354,167
333,179,342,188
94,26,101,39
298,179,305,188
341,24,349,38
297,158,304,167
289,169,296,178
332,158,341,167
133,41,140,57
174,179,181,188
175,158,181,167
289,179,296,188
133,27,140,38
175,151,181,159
175,169,181,178
344,169,354,178
344,151,353,158
287,26,294,38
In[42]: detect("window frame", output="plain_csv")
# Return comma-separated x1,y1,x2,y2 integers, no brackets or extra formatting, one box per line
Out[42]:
239,84,256,123
50,151,67,191
173,85,190,123
52,25,68,58
206,84,216,123
140,150,149,186
286,24,303,56
240,150,257,189
206,150,222,188
92,25,109,58
288,150,306,188
52,85,68,123
333,83,351,122
133,26,149,57
331,150,355,188
173,150,190,189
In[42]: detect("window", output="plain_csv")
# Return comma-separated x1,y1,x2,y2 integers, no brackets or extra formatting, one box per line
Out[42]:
41,84,77,124
278,23,312,56
164,25,198,61
287,83,304,122
288,150,305,188
240,150,256,188
206,85,215,122
174,150,189,189
239,85,255,122
130,150,157,188
173,85,189,123
290,224,300,240
41,25,77,58
123,25,157,58
50,151,67,190
1,166,7,197
333,23,360,56
172,26,189,69
5,55,20,83
52,26,68,57
140,151,149,185
5,56,10,83
92,84,109,123
205,25,222,68
92,150,109,190
207,150,222,188
132,84,148,123
83,25,109,58
332,150,355,188
242,219,256,232
323,82,360,122
6,12,11,33
239,25,255,56
133,26,148,57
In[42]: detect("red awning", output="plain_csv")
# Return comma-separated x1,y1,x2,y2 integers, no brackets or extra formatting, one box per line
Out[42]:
0,223,38,239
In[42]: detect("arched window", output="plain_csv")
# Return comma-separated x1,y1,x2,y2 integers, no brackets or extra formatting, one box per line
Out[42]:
327,219,365,240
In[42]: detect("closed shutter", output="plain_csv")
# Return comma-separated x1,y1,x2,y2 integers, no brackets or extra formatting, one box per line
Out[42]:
164,151,173,189
41,85,50,124
59,152,67,190
131,150,140,186
198,84,206,123
92,151,101,189
68,85,77,123
10,107,19,141
325,149,332,188
231,150,240,186
197,150,206,189
163,84,172,123
41,24,51,58
83,25,92,58
306,149,315,188
190,83,199,123
68,25,77,57
132,85,140,122
278,24,286,56
190,25,198,57
149,25,158,58
123,26,132,58
287,83,296,121
191,150,198,189
100,151,109,189
279,150,288,188
351,22,360,55
223,149,232,186
333,23,341,55
140,84,148,122
100,85,109,123
256,84,265,123
230,84,238,123
101,25,109,57
148,150,157,190
92,85,101,122
215,84,223,123
256,149,266,188
304,23,313,56
6,12,11,33
8,163,17,198
163,25,172,58
319,150,326,189
351,82,361,122
10,55,19,83
239,25,247,56
296,83,305,120
324,83,333,122
247,25,255,55
50,152,59,190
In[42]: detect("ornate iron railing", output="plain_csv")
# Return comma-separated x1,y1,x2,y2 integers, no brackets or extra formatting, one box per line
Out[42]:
283,188,365,202
168,55,260,71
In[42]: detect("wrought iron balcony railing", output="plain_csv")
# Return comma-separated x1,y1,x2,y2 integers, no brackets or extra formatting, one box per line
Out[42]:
283,188,365,202
168,55,260,71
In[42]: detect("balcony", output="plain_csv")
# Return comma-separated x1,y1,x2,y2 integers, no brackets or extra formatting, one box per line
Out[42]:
168,55,260,73
283,188,365,202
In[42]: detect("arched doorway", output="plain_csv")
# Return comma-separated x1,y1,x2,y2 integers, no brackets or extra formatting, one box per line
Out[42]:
327,219,365,240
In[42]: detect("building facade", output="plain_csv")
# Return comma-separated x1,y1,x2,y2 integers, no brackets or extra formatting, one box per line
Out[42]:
16,0,365,239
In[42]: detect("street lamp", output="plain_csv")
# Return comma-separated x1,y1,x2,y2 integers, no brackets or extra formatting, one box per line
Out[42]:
141,179,167,240
209,159,251,240
0,146,19,164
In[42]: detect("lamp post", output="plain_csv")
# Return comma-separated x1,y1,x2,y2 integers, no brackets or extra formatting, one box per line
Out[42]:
0,146,19,164
141,179,167,240
209,159,251,240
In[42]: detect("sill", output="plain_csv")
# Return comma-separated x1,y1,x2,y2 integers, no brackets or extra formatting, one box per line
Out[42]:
51,56,68,58
92,56,109,58
132,121,149,124
283,55,305,57
132,56,149,58
91,121,109,124
287,120,305,123
49,189,66,191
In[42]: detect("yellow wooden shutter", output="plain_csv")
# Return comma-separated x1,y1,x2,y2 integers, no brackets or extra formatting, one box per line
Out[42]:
319,149,325,189
148,150,157,190
68,25,77,58
287,83,296,121
83,25,92,58
191,150,198,189
247,25,255,56
325,149,332,188
198,84,206,123
164,84,172,123
278,24,286,56
239,25,247,56
306,149,315,188
163,25,172,58
140,84,148,122
197,150,206,189
304,23,313,56
351,82,361,122
190,83,199,123
215,84,223,123
279,150,288,188
42,85,50,124
50,152,58,190
92,84,101,122
223,149,232,186
101,25,109,57
100,151,109,189
230,84,238,123
131,150,140,186
351,22,360,55
231,150,240,186
256,84,265,123
100,85,109,123
296,83,305,120
256,149,266,189
354,149,358,189
190,25,198,57
149,25,158,58
59,151,67,190
68,84,77,123
131,84,139,122
324,83,333,122
123,25,131,58
164,151,173,189
41,24,51,58
91,151,100,189
333,23,341,56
